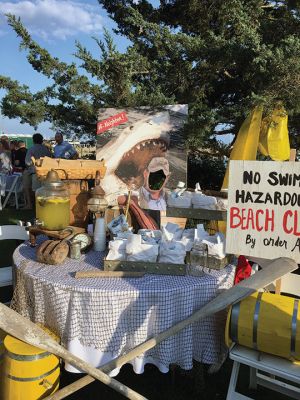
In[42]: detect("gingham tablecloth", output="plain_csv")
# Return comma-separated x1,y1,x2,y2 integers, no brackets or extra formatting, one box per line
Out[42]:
13,241,236,372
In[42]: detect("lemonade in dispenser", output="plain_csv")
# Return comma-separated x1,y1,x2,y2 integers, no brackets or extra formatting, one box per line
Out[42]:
35,170,70,230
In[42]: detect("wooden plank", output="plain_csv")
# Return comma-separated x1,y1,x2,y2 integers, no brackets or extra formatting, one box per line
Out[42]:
104,259,186,276
166,207,227,221
65,180,89,228
275,149,297,294
46,257,297,400
203,189,228,199
160,210,187,229
75,270,145,279
227,160,300,262
0,303,147,400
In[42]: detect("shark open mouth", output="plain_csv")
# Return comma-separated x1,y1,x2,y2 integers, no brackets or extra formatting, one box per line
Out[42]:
114,138,168,189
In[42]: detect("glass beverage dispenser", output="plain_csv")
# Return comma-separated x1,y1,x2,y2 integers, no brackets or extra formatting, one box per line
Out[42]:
35,170,70,230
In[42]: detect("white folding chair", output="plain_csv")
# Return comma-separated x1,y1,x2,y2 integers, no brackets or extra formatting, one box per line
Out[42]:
0,173,7,210
226,272,300,400
2,174,23,209
0,225,29,301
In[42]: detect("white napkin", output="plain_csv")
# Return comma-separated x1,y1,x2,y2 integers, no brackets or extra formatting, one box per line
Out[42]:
159,241,186,264
161,222,183,241
126,238,159,262
192,193,217,209
116,230,134,239
107,214,129,235
106,239,127,261
195,182,202,192
180,229,195,251
167,191,192,208
202,233,226,259
194,224,210,241
138,229,162,244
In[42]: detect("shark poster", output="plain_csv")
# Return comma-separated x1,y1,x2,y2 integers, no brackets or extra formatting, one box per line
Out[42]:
96,105,188,210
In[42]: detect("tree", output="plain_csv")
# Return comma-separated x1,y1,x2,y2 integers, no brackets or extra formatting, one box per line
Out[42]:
0,14,171,136
2,1,300,152
97,0,300,153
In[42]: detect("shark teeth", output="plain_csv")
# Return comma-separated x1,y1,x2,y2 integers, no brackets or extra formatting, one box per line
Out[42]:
121,138,168,162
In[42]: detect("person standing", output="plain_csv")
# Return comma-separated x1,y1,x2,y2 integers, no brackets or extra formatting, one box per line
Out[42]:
10,140,18,166
23,133,51,209
54,133,78,159
0,139,12,174
14,141,27,171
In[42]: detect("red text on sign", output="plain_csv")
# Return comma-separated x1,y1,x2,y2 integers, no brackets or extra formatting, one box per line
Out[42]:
229,207,274,232
97,112,128,134
282,210,300,236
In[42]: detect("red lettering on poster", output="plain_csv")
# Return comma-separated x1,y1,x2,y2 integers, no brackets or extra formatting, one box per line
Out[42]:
282,210,300,236
229,207,274,232
282,210,293,234
97,112,128,134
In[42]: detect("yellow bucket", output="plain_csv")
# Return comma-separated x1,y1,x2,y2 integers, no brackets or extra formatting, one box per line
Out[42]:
1,329,60,399
225,292,300,360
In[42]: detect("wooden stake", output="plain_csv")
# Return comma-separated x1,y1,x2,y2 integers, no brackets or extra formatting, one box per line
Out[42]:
289,148,297,162
125,190,132,222
46,257,297,400
0,304,148,400
275,148,296,294
75,270,145,279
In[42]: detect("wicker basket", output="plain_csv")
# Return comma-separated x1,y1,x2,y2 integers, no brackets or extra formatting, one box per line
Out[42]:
35,157,106,180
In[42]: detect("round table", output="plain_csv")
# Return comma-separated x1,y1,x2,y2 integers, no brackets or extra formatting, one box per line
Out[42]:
13,240,235,376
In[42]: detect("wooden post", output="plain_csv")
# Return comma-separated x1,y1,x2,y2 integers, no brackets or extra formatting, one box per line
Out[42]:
75,271,145,279
275,149,296,294
125,190,132,222
46,257,297,400
289,148,297,162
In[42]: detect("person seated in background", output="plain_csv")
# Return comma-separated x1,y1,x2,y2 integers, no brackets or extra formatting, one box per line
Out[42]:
14,141,27,171
23,133,51,209
0,139,12,174
54,133,78,159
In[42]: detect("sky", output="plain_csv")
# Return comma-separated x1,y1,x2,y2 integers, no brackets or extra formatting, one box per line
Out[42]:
0,0,233,144
0,0,140,139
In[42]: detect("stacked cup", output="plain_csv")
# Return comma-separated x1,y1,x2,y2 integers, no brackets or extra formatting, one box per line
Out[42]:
93,216,106,251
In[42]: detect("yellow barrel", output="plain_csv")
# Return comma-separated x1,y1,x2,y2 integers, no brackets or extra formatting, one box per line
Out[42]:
225,292,300,360
1,330,60,399
0,328,6,374
0,329,6,397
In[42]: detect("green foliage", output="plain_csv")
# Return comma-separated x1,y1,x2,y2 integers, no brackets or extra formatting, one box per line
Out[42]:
98,0,300,153
187,155,226,190
1,1,300,149
0,15,171,136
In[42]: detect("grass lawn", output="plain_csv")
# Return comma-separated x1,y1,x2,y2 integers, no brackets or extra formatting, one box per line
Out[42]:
0,208,293,399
